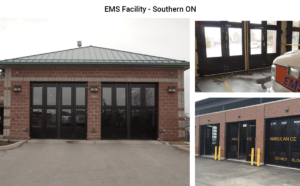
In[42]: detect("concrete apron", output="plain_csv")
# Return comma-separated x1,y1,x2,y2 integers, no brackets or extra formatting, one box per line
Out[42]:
199,155,264,165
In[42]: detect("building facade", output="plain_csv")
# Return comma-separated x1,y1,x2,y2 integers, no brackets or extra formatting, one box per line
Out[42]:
196,98,300,169
0,45,189,141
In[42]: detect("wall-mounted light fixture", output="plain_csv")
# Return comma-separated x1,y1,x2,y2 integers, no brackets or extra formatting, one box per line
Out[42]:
169,72,174,76
16,71,19,75
238,115,241,118
13,85,21,92
90,85,98,92
168,86,176,93
286,108,289,112
208,119,210,122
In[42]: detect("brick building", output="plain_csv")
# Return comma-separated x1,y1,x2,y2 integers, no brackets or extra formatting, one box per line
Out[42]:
0,44,189,141
195,98,300,169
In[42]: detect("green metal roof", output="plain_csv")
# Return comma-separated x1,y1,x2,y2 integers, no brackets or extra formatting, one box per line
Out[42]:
0,46,189,67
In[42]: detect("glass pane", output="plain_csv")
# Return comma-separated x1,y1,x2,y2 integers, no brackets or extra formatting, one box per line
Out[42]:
292,32,299,51
250,29,262,55
146,88,155,106
76,109,86,128
229,28,242,56
131,88,141,106
101,109,112,128
116,88,126,106
293,21,300,28
46,109,56,127
228,21,242,23
102,88,112,106
267,21,277,25
47,87,56,105
204,27,222,58
250,21,261,24
32,109,42,127
116,109,126,128
33,87,43,105
292,120,300,159
62,109,72,127
62,87,71,105
267,30,277,53
76,87,85,106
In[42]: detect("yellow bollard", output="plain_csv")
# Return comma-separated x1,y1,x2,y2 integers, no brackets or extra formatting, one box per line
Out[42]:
251,148,254,166
218,146,221,161
215,146,217,160
257,148,260,167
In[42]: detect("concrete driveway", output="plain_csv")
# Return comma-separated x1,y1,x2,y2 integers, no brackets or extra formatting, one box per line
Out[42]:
196,156,300,186
0,140,189,186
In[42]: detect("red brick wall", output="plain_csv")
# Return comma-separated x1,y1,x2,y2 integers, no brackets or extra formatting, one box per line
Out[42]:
195,98,300,164
5,66,184,141
5,81,30,139
158,82,185,141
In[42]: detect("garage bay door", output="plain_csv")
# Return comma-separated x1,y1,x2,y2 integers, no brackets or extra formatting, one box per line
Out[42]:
101,83,157,140
30,83,87,139
266,116,300,168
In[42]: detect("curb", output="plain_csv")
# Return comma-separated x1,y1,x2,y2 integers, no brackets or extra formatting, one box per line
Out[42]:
0,140,28,151
173,145,190,152
157,140,170,145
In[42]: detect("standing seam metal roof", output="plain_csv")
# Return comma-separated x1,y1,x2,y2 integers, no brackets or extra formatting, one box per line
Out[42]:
0,45,189,66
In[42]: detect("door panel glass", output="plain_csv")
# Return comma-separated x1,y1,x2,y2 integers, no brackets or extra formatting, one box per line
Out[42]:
75,109,86,128
76,87,85,106
102,88,112,106
116,109,126,129
267,21,277,25
32,109,42,127
33,87,43,105
47,87,56,105
46,109,56,127
292,32,299,51
229,28,242,56
131,88,141,106
116,88,126,106
267,30,277,53
62,87,71,105
250,29,262,55
250,21,261,24
293,21,300,28
101,109,112,128
146,88,155,106
131,110,142,138
204,27,222,58
62,109,72,127
280,121,288,157
292,120,300,160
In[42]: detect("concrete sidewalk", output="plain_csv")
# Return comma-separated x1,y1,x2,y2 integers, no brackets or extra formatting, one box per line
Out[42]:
0,140,189,186
196,156,300,186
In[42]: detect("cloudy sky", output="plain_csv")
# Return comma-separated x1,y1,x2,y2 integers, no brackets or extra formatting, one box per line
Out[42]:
0,18,190,114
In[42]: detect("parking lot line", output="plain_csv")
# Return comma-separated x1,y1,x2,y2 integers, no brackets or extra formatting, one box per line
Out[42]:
221,75,233,92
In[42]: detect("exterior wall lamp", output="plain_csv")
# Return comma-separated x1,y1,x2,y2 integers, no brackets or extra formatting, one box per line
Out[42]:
13,85,21,92
168,86,176,93
90,85,98,92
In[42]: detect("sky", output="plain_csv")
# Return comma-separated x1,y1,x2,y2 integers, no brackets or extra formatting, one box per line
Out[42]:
0,18,190,114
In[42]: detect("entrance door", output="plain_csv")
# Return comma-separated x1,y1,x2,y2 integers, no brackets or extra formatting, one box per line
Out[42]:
227,121,256,160
129,84,157,139
30,83,87,139
101,84,128,139
248,21,281,69
197,21,245,76
199,124,220,155
101,83,157,140
246,121,256,161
